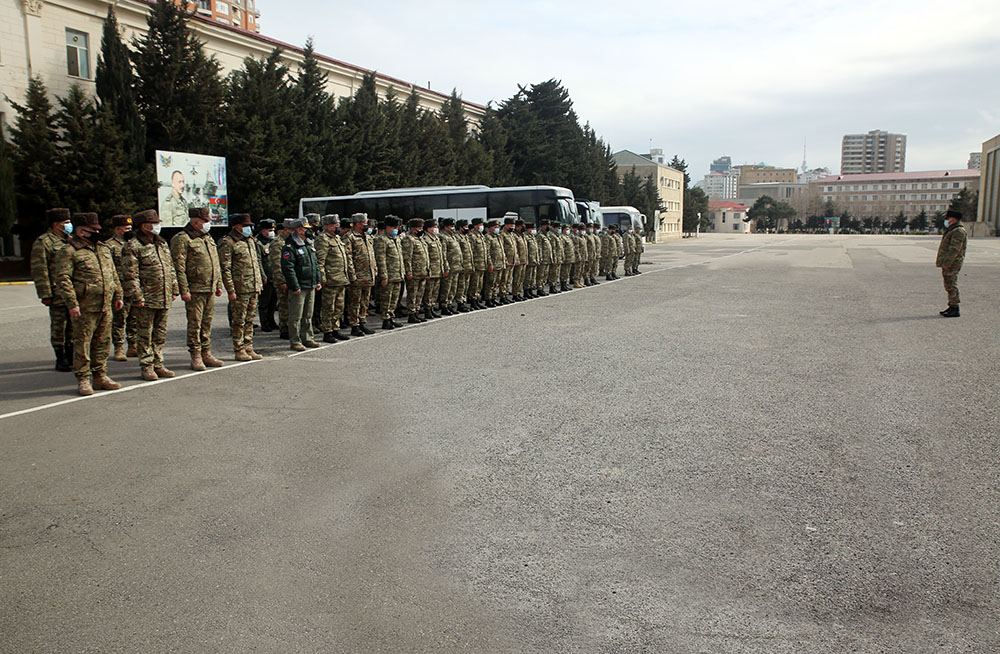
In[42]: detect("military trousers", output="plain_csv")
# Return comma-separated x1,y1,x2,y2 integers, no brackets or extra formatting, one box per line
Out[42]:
71,307,112,380
133,305,169,369
49,303,73,348
231,292,258,351
468,271,484,302
424,278,441,309
455,270,470,304
258,282,277,330
942,266,961,305
524,264,537,290
380,281,402,319
590,257,600,279
277,286,289,331
439,273,456,307
288,288,316,345
320,285,348,332
608,256,619,277
484,270,501,300
561,262,572,283
407,278,427,312
498,266,512,296
548,262,561,287
512,265,525,296
112,300,135,348
183,292,215,353
347,284,373,326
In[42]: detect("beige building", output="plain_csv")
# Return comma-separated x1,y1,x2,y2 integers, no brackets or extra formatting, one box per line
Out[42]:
0,0,485,134
841,130,907,174
705,200,750,234
180,0,260,33
611,150,684,241
813,169,980,219
735,165,797,185
978,134,1000,236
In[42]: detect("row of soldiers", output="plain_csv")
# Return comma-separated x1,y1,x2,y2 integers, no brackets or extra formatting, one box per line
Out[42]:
31,206,644,395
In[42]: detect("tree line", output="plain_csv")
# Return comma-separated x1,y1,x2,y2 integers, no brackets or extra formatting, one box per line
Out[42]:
1,0,677,239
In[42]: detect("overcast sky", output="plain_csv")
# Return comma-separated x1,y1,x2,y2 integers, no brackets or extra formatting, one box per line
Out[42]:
263,0,1000,180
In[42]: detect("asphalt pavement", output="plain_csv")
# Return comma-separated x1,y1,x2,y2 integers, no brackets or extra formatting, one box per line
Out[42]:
1,234,998,653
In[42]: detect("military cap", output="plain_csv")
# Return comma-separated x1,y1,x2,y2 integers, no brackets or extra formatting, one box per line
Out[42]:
502,216,517,225
229,213,253,226
133,209,160,225
339,217,352,229
945,209,962,220
424,217,438,228
282,218,296,229
287,217,307,230
408,218,424,228
321,214,340,226
258,219,276,230
111,214,133,228
523,222,535,229
539,219,550,227
384,215,400,227
189,207,210,220
303,213,320,227
440,217,455,227
455,219,468,228
46,208,71,224
470,218,484,226
486,219,500,227
514,219,524,226
350,212,368,224
71,212,100,227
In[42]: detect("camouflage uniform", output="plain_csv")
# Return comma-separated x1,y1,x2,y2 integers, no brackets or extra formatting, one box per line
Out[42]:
122,223,178,374
560,229,575,288
499,224,518,300
600,229,615,276
316,225,355,335
374,222,404,325
255,227,277,331
588,228,602,281
161,191,189,227
485,225,507,304
31,227,73,354
512,229,528,299
456,224,475,309
622,231,636,275
170,222,223,356
55,232,122,383
535,226,553,295
523,227,540,297
219,223,265,357
104,231,137,354
268,228,289,335
345,228,377,330
571,229,587,288
438,225,464,313
468,222,488,307
546,227,563,291
401,223,430,318
613,231,626,277
422,227,448,314
936,221,968,308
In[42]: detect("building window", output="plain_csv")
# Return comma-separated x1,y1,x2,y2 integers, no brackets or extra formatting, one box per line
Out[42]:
216,1,229,15
65,29,90,79
195,0,210,9
953,182,960,189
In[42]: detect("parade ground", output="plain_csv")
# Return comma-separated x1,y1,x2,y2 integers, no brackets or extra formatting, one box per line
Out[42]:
2,234,998,652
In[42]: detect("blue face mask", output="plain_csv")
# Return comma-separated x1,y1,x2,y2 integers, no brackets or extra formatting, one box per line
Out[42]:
390,229,399,237
63,223,74,235
241,226,253,238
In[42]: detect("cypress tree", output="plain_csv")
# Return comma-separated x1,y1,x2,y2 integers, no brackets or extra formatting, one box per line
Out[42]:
476,106,513,187
132,0,224,159
395,89,422,187
7,77,60,234
345,73,396,191
292,38,332,199
415,109,455,186
0,137,15,237
442,89,471,182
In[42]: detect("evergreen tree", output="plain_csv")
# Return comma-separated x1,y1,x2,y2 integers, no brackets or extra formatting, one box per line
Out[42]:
910,209,929,231
415,109,455,186
379,86,403,189
395,90,423,187
222,49,302,218
475,106,513,186
642,174,663,236
620,166,643,208
96,7,145,171
948,187,978,221
0,137,15,236
132,0,224,159
442,89,470,182
7,77,60,234
291,38,333,200
345,73,398,191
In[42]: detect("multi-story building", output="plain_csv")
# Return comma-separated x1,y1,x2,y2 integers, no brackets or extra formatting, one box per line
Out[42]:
813,169,980,219
710,156,732,173
735,165,797,185
182,0,260,33
611,150,685,240
841,130,907,174
978,135,999,235
705,200,750,233
968,152,982,170
697,171,739,199
737,182,816,221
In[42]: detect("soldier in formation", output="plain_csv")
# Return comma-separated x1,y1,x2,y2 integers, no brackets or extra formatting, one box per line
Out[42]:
281,216,322,351
255,219,278,332
219,213,265,360
345,213,378,336
316,214,355,342
170,207,224,371
104,214,136,360
373,215,405,330
31,208,75,371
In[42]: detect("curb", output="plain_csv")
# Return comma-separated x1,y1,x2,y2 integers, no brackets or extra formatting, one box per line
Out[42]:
0,281,32,286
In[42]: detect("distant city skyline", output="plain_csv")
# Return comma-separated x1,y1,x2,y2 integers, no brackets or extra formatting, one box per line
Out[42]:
262,0,1000,179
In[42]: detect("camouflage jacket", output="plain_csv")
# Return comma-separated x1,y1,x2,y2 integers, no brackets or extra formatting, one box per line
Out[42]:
633,233,645,253
560,233,576,263
525,231,540,265
219,230,264,295
513,232,528,266
55,236,122,312
316,232,354,287
422,233,447,278
268,233,287,287
122,232,178,309
936,224,968,268
103,234,129,285
536,232,552,265
589,234,603,259
469,232,488,272
170,224,223,295
346,231,377,286
401,233,431,279
499,230,518,266
255,235,273,281
573,233,589,262
457,233,475,272
622,233,635,255
440,231,464,271
486,233,507,271
614,234,625,257
601,233,619,259
373,233,404,283
546,231,563,265
30,230,69,303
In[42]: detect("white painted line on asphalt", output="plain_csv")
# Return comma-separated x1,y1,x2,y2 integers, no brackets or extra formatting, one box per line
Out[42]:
0,239,795,422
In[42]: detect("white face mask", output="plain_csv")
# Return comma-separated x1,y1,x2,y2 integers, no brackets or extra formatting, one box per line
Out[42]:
151,224,162,236
477,225,484,233
200,220,212,234
529,229,536,236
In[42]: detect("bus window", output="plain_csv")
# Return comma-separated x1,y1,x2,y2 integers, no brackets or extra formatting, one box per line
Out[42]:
413,194,448,218
388,196,414,220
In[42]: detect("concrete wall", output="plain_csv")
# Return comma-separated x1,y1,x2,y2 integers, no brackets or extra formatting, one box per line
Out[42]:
978,134,1000,236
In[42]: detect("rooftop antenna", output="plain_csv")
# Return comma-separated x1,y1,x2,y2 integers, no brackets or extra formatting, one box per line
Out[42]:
801,138,808,173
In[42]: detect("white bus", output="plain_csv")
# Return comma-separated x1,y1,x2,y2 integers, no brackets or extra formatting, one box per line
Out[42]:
300,185,580,225
599,206,644,234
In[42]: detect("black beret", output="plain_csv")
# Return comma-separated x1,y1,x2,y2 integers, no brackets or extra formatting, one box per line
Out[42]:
339,218,352,229
46,208,71,223
189,207,210,220
440,217,455,227
470,218,484,226
111,214,133,227
133,209,160,225
71,212,100,227
945,209,962,219
258,219,276,230
455,219,468,227
229,213,253,226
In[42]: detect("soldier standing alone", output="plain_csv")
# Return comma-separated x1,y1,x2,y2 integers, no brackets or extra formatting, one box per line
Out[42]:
31,207,74,371
936,209,968,318
55,212,123,396
170,207,224,371
219,213,265,360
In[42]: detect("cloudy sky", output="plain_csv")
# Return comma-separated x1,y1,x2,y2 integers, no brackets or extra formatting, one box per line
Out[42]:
263,0,1000,179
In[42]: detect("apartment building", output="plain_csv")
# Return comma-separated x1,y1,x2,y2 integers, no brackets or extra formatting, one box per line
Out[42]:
814,169,980,219
182,0,260,33
735,165,797,185
841,130,906,174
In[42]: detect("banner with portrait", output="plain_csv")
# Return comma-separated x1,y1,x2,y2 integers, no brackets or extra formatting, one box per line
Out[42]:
155,151,228,227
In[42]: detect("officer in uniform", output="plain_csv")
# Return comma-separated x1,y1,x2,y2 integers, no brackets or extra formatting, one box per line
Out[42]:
622,225,636,276
455,219,474,312
632,227,644,274
255,219,277,332
281,217,321,351
535,220,553,296
571,223,587,289
438,218,464,314
546,219,563,293
421,217,447,319
31,207,74,371
374,215,405,330
219,213,265,360
316,214,355,342
498,214,518,303
344,213,377,336
484,219,507,307
559,223,575,292
467,218,487,310
55,212,123,396
589,222,602,284
268,219,292,339
936,209,968,318
524,222,540,297
122,209,178,381
170,207,224,371
512,219,528,301
613,225,626,278
103,214,136,360
402,218,430,323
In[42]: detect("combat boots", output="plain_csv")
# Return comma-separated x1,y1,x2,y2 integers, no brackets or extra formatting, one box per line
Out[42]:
351,325,364,336
154,366,175,378
940,306,961,318
54,346,72,372
323,331,338,343
126,344,138,358
234,348,253,361
359,323,375,335
113,344,127,362
408,314,421,324
190,351,207,371
140,367,158,381
290,343,306,352
92,374,121,391
202,351,224,367
382,319,395,330
245,347,263,360
334,329,351,340
77,378,94,396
